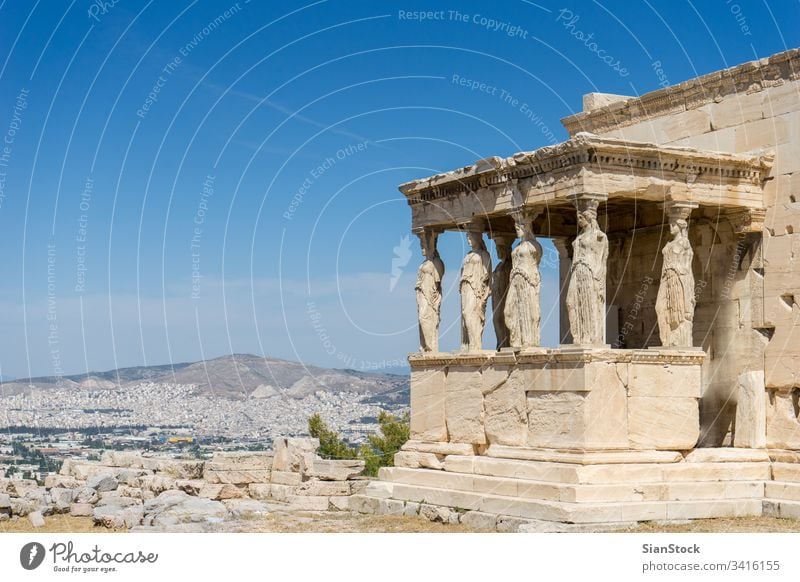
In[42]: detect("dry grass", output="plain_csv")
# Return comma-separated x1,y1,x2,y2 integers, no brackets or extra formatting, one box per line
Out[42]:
624,516,800,533
0,515,125,533
2,512,799,534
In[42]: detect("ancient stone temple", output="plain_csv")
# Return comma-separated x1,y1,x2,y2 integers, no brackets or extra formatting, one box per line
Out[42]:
351,49,800,529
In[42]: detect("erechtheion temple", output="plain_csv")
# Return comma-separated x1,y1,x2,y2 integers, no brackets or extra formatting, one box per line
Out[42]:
353,48,800,529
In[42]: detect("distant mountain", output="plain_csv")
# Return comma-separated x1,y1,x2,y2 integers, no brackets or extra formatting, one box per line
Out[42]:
1,354,409,403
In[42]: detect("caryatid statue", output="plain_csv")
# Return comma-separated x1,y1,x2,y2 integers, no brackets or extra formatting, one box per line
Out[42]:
566,197,608,345
415,229,445,352
460,227,491,352
491,234,514,350
504,212,543,348
656,203,697,347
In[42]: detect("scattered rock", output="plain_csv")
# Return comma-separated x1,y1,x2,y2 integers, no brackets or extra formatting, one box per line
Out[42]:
28,511,45,528
143,490,228,527
70,503,94,517
87,473,118,492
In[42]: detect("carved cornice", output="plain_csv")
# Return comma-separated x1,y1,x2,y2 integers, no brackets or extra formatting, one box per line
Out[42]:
728,207,768,234
408,347,707,368
561,49,800,135
398,134,772,206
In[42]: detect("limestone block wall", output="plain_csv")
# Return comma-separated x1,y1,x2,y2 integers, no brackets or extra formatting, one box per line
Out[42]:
565,55,800,448
409,351,703,452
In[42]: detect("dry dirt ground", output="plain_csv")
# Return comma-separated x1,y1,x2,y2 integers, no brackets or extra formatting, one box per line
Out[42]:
2,513,800,533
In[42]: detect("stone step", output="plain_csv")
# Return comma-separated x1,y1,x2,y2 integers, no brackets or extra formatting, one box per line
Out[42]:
772,463,800,482
381,467,764,503
765,481,800,502
444,455,772,484
763,499,800,519
486,445,683,465
385,482,762,523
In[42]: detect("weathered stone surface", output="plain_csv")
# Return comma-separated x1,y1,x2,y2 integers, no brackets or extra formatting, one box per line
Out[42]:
270,470,302,486
143,491,228,526
75,487,99,505
734,371,767,448
136,475,177,495
304,458,365,481
0,493,11,512
628,362,702,398
628,397,699,449
286,495,330,511
329,496,350,511
364,481,394,499
247,484,272,499
766,390,800,449
210,451,273,470
28,511,45,528
296,481,352,496
445,367,486,444
175,479,204,496
409,366,448,442
203,468,271,485
393,451,444,470
684,448,770,463
486,445,683,465
223,499,271,519
69,503,93,517
768,449,800,463
198,484,245,500
401,440,476,456
484,368,527,446
143,459,204,480
10,479,39,497
50,487,76,511
87,473,119,492
44,475,82,490
272,437,319,472
459,510,496,531
93,498,143,529
419,503,453,523
773,463,800,482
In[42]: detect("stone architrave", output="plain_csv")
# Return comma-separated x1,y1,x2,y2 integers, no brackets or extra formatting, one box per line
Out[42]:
460,227,491,352
415,229,445,352
491,234,514,350
656,202,698,348
566,196,608,345
504,211,543,348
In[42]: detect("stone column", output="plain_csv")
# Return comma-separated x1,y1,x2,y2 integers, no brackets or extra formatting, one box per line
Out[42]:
656,201,698,348
459,222,492,352
566,194,609,346
490,232,514,350
414,228,444,352
504,209,544,349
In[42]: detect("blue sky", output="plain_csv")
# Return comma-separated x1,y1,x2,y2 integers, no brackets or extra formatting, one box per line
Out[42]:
0,0,797,379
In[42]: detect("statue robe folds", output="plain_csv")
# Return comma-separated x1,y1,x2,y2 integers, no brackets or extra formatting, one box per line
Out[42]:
460,248,491,351
504,239,543,348
566,227,608,345
656,237,695,347
416,256,444,352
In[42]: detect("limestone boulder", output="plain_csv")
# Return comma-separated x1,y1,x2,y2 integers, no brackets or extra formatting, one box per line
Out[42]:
198,483,245,500
272,437,319,472
142,490,228,527
92,497,143,529
69,503,93,517
28,511,45,528
304,458,365,481
87,473,119,492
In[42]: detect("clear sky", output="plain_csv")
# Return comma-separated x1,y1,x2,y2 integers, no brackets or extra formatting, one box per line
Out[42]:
0,0,797,379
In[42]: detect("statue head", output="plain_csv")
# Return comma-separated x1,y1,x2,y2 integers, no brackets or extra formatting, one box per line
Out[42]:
670,218,688,238
578,208,597,231
418,230,438,259
466,230,485,251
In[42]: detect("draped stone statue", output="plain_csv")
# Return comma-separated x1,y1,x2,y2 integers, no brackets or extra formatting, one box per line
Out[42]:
460,229,491,352
566,200,608,345
656,213,695,347
504,217,543,348
491,235,513,350
415,230,445,352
